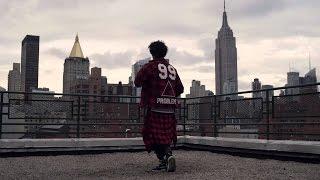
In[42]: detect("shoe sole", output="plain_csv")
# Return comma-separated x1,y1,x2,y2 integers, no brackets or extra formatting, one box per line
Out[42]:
151,166,166,172
167,156,176,172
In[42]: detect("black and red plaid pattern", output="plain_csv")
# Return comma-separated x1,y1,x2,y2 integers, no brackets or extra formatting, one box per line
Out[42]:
142,110,177,152
134,58,184,152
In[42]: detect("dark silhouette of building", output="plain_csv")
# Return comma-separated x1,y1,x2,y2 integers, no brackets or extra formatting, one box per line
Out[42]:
107,81,134,102
252,78,261,98
259,94,320,141
300,68,317,93
261,85,274,101
21,35,39,93
258,69,319,141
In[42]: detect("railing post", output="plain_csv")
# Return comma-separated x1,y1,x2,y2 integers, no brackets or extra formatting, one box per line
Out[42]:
266,90,270,140
213,95,217,137
183,98,186,136
77,96,81,138
0,93,3,139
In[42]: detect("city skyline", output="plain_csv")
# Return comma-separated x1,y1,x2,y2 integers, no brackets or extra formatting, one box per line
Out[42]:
0,0,319,94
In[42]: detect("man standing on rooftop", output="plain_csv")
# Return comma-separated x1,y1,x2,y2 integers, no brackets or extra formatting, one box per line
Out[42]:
134,41,184,172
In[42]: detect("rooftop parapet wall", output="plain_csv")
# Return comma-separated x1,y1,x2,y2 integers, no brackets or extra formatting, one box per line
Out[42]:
183,136,320,156
0,136,319,161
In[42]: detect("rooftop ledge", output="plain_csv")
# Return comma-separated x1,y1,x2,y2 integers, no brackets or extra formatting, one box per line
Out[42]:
1,136,319,162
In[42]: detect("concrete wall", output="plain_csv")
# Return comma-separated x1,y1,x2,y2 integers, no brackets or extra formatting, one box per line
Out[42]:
0,136,319,158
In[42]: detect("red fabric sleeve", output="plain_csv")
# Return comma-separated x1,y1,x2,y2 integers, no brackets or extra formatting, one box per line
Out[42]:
134,65,147,88
175,74,184,97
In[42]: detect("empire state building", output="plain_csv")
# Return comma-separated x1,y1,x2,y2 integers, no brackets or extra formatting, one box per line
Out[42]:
215,2,238,95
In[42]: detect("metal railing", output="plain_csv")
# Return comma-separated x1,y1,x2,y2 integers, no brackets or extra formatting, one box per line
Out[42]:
0,83,319,141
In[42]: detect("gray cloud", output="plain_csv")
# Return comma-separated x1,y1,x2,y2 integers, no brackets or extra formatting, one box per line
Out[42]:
36,0,82,10
36,0,118,10
167,48,205,66
90,51,135,69
45,48,66,59
198,0,286,21
90,44,214,71
0,36,13,45
197,65,214,73
182,65,214,73
197,38,215,59
135,23,204,37
232,0,286,18
238,79,251,91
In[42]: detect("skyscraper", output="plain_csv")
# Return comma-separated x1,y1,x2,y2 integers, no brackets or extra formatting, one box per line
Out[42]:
8,63,21,92
186,80,213,98
286,71,300,95
21,35,39,93
63,35,90,94
185,80,214,136
131,57,151,97
300,68,317,93
261,85,274,101
252,78,261,98
215,2,238,95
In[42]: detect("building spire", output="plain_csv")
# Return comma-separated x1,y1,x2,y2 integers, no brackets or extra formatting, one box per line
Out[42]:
308,52,311,71
75,33,79,41
222,0,229,28
289,60,292,72
69,34,84,58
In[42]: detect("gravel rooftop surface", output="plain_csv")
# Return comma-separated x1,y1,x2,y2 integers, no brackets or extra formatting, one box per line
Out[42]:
0,150,319,180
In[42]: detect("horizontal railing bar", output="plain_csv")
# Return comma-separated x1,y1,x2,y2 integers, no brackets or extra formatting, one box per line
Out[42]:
1,131,142,134
78,131,142,134
272,116,320,118
1,123,144,126
3,131,319,136
219,97,263,102
184,131,320,136
181,122,320,125
1,82,318,99
2,122,320,126
273,91,320,98
0,132,77,134
82,118,141,121
0,91,142,98
218,117,263,120
215,82,320,97
185,102,212,105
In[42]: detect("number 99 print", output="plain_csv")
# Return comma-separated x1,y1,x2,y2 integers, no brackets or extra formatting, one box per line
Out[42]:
158,63,176,80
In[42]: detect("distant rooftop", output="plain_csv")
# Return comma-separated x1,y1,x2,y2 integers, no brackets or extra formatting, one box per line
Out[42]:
0,150,319,180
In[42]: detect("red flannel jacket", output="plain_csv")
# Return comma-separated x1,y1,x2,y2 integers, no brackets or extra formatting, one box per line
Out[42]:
134,58,184,110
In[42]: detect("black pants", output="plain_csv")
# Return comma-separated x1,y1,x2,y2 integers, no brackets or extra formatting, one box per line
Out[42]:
152,144,172,160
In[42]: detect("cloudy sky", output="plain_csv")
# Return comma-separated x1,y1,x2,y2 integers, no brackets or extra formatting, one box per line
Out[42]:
0,0,319,95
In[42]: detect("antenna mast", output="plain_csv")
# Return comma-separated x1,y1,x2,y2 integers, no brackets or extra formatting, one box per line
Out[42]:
309,52,311,71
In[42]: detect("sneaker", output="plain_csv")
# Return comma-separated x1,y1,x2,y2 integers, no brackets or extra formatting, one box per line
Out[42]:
166,155,176,172
152,161,166,171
